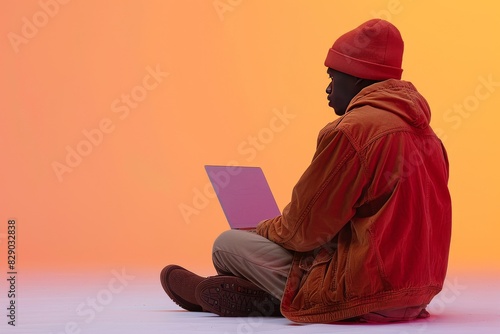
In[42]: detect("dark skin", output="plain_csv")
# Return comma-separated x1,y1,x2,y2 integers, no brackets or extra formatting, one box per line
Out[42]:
326,68,380,116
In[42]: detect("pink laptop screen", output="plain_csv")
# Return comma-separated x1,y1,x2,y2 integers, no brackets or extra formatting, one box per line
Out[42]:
205,165,281,229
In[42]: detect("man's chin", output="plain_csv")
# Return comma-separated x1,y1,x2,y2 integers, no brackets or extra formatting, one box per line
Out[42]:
332,106,345,116
328,101,344,116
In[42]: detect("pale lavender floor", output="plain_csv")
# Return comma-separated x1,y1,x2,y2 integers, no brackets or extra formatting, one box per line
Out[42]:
1,268,499,334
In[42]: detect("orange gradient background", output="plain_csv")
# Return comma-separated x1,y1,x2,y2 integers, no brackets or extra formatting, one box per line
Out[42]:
1,0,499,276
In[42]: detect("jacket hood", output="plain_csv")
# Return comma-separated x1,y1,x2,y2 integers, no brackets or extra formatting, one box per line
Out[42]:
347,79,431,129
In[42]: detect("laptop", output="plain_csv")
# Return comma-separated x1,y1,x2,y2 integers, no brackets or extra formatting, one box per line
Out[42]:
204,165,281,230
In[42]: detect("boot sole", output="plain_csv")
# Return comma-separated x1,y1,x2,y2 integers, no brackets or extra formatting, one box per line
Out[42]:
195,276,281,317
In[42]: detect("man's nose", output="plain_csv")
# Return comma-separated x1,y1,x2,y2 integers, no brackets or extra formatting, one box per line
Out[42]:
326,82,332,94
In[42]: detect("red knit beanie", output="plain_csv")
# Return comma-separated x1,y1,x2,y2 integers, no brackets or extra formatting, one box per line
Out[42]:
324,19,404,80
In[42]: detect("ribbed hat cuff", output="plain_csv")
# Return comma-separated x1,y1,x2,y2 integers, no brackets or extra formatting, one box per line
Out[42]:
324,48,403,80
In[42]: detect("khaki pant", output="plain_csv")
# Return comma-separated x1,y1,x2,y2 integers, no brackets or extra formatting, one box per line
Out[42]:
212,230,292,300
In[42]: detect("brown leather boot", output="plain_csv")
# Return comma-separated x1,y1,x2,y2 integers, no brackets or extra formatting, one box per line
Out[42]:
160,265,205,312
195,275,282,317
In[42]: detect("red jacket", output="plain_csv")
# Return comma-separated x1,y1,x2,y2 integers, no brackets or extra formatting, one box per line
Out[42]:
256,79,452,323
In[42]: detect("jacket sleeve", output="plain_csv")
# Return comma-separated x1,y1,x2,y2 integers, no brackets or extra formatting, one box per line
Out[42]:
256,124,368,252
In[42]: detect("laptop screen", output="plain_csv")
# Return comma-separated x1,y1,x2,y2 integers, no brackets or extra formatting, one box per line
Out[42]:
204,165,281,229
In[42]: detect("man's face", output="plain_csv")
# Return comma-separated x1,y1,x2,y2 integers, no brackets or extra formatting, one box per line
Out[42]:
326,68,359,116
